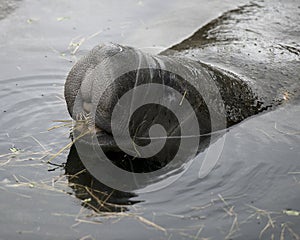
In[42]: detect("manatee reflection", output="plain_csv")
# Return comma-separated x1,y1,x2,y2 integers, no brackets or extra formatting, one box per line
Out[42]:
65,145,140,212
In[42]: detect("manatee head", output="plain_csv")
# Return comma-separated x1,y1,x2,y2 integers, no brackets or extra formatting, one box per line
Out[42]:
64,43,211,171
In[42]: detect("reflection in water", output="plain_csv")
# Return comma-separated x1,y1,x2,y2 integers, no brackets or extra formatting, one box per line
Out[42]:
65,145,140,212
67,126,219,193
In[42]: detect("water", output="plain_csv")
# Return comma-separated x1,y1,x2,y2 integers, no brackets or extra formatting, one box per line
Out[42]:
0,0,299,239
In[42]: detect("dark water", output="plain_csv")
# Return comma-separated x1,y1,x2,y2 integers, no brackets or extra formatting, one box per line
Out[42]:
0,0,299,239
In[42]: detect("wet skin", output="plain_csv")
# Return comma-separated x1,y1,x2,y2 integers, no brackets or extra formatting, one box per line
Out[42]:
64,1,300,169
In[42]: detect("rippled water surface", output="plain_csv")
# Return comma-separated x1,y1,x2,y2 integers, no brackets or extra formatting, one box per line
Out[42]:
0,0,299,239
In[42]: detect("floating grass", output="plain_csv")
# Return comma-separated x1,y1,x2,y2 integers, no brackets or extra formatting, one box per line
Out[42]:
68,36,86,55
47,118,92,163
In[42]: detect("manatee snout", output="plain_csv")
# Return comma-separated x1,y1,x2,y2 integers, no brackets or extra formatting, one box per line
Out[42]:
65,43,132,134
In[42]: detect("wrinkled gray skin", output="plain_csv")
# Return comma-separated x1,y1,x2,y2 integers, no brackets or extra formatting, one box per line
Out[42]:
65,44,260,151
65,1,300,161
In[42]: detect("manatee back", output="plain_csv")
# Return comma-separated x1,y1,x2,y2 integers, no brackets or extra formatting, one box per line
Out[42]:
163,0,300,106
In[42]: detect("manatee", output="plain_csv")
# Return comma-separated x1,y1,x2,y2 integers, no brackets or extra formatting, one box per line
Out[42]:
64,1,300,172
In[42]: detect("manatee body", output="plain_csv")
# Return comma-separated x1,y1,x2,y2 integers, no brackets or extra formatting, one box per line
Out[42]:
64,1,299,170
